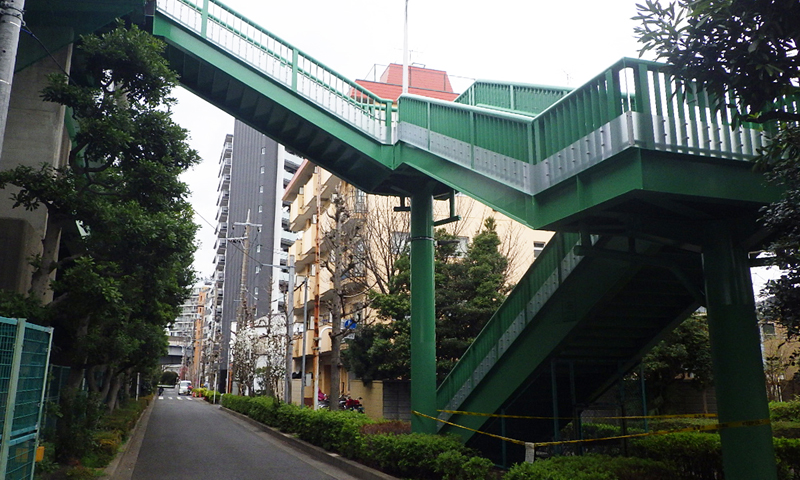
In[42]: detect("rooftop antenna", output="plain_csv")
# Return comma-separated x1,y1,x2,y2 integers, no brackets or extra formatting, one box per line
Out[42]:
403,0,409,94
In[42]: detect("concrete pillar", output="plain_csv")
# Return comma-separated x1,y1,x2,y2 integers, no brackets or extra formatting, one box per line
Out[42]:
702,223,777,480
0,45,71,296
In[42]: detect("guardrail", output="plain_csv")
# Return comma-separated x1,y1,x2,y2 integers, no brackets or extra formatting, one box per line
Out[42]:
400,58,782,195
156,0,395,142
454,80,572,117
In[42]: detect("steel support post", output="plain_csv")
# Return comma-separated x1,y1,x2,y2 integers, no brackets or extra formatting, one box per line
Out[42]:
702,225,777,480
410,187,436,434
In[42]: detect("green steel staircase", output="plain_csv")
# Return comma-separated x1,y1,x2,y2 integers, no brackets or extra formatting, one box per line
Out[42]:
146,0,789,474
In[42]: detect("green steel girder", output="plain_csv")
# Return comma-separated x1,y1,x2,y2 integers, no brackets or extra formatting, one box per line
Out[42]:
17,0,144,72
438,236,704,455
531,149,781,236
152,15,435,195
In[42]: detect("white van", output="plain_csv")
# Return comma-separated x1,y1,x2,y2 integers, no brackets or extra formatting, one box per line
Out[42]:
178,380,193,395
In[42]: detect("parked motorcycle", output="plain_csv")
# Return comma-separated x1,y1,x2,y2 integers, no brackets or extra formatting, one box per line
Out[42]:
340,394,364,413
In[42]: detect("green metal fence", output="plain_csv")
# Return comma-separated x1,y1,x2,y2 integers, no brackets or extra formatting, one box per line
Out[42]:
0,318,53,480
156,0,395,142
437,232,582,421
454,80,572,117
399,58,788,197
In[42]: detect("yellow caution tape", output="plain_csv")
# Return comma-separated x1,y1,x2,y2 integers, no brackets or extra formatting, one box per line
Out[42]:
412,410,527,446
438,409,717,421
414,411,770,449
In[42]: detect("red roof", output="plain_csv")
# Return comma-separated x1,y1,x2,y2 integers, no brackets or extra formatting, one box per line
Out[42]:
354,79,459,102
353,63,458,102
379,64,454,93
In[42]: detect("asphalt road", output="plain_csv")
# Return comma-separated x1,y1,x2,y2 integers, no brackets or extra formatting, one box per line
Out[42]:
127,387,362,480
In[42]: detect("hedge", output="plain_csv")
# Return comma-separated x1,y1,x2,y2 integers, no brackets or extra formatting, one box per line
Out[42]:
220,394,491,479
504,455,674,480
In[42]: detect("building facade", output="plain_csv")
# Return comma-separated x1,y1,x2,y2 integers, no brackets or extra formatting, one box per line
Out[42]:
212,120,299,392
283,64,554,408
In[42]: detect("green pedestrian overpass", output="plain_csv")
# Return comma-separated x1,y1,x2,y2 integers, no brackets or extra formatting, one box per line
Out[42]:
19,1,794,477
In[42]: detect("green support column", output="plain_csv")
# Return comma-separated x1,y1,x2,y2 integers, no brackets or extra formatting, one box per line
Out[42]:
702,225,777,480
410,187,437,434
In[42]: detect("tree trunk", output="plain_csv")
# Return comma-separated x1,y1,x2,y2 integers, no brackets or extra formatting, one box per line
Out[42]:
86,365,99,392
29,213,66,301
330,298,343,410
106,373,122,412
99,365,113,401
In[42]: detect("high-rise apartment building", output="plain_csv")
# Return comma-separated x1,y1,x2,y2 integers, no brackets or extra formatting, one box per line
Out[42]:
212,120,300,392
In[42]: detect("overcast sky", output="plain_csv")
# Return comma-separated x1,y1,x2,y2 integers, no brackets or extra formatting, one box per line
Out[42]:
174,0,649,279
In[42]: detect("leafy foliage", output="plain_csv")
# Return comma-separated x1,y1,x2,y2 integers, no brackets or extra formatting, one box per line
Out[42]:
504,455,674,480
344,218,509,381
0,23,199,462
634,0,800,344
641,314,714,412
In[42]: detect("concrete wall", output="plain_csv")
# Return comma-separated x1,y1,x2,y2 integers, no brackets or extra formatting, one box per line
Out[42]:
349,379,411,421
0,45,72,295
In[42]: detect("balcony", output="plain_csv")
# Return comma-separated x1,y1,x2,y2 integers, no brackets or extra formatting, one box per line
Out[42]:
216,206,229,222
215,238,227,254
218,145,232,176
280,230,296,249
217,189,229,207
217,174,231,192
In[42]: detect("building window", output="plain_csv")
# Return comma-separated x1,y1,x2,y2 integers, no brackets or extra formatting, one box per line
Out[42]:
260,166,265,174
391,231,409,254
533,241,546,258
354,189,367,213
762,322,777,338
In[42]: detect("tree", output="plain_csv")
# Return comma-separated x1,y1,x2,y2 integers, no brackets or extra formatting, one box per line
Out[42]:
344,217,511,382
641,313,714,413
319,183,371,408
634,0,800,341
0,24,198,461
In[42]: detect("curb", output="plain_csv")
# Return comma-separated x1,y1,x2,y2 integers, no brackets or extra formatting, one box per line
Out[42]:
104,397,156,480
220,407,398,480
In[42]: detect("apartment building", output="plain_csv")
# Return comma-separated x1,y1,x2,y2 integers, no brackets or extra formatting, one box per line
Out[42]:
283,64,553,408
212,121,300,392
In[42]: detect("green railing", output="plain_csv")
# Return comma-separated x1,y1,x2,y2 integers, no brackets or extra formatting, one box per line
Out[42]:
400,58,778,195
156,0,395,142
454,80,572,117
436,232,582,422
0,317,53,480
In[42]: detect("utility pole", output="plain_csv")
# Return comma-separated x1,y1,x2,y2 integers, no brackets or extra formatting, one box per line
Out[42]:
229,211,261,395
313,169,321,409
300,277,309,404
283,255,295,403
0,0,25,163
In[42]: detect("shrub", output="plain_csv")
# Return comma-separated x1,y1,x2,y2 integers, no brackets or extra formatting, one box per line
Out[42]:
774,437,800,480
772,400,800,422
629,432,722,480
359,433,468,479
361,420,412,436
434,450,495,480
221,394,252,414
503,455,674,480
773,421,800,439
